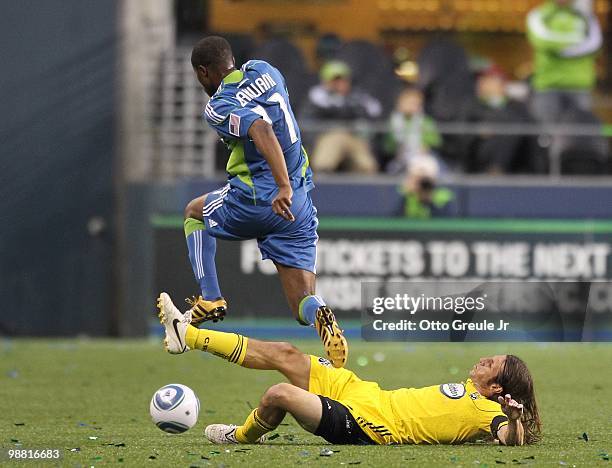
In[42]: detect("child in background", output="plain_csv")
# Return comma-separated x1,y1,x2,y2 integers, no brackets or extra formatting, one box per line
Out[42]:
385,87,442,174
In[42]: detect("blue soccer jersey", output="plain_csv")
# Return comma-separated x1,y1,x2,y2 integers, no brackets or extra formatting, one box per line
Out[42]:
203,60,313,204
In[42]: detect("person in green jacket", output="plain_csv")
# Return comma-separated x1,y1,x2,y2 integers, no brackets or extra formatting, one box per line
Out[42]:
384,87,442,174
527,0,602,121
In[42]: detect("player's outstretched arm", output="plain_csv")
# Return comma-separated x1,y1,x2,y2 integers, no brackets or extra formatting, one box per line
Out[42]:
248,119,295,221
497,394,525,446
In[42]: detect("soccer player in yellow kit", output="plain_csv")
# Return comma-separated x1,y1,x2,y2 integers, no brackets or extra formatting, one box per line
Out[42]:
159,293,541,446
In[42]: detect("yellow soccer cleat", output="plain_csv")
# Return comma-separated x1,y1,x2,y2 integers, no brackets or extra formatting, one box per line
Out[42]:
315,306,348,368
185,295,227,326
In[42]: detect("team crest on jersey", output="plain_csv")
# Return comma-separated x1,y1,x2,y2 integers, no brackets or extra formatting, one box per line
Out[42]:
318,357,332,367
229,113,241,137
439,383,466,399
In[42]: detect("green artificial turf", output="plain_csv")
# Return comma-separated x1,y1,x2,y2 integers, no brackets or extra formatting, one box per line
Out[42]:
1,339,610,467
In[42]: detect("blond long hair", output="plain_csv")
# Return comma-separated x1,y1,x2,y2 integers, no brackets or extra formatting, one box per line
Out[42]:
497,355,542,444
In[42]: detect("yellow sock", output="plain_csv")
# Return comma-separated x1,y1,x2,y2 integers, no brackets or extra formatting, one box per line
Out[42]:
185,325,248,365
235,409,277,443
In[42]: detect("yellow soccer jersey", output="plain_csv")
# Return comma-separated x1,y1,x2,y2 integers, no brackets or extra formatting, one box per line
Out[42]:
308,356,509,445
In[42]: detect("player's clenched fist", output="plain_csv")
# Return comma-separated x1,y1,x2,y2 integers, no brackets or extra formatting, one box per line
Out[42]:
498,394,523,420
273,185,294,221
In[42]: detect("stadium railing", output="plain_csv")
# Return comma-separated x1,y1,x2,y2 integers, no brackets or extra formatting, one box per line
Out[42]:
145,119,611,179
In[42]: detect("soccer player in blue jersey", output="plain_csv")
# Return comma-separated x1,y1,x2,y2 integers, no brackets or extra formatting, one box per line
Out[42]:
157,36,348,368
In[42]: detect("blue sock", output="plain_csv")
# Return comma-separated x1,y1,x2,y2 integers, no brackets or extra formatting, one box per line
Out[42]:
298,295,326,326
185,218,222,300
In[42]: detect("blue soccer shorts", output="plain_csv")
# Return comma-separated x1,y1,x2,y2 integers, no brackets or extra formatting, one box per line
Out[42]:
201,184,319,273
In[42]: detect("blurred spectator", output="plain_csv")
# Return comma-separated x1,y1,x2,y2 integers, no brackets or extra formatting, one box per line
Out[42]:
301,60,382,173
400,155,455,218
384,87,442,174
527,0,602,120
461,66,534,174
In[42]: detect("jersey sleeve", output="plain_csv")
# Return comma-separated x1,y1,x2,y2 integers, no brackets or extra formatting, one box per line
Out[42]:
526,6,584,51
472,397,509,439
489,414,509,439
204,97,263,140
560,14,602,58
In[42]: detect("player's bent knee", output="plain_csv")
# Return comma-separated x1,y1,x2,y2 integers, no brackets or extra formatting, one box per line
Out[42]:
260,383,295,409
184,196,206,220
184,199,198,219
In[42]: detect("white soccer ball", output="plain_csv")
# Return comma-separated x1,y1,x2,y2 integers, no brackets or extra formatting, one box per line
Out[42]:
150,384,200,433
